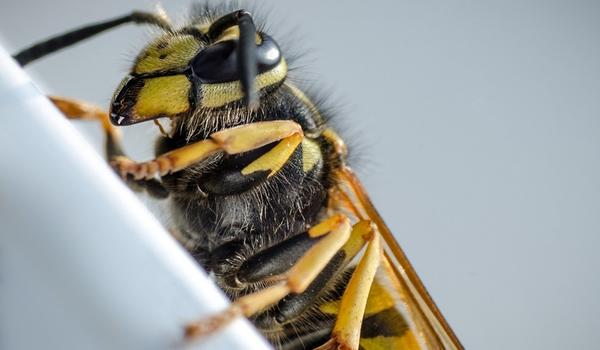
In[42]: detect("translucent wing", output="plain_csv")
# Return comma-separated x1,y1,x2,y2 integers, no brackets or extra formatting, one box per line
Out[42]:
335,166,464,350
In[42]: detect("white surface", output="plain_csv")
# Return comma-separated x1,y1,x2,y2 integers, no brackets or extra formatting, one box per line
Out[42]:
0,46,271,350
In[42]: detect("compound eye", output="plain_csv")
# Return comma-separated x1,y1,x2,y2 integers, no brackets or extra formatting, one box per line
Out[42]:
191,34,282,84
191,40,238,83
256,34,281,71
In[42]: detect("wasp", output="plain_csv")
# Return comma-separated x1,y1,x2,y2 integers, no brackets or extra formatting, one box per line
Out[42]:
14,3,463,349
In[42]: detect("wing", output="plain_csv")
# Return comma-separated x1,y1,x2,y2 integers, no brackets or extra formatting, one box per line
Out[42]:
334,166,464,350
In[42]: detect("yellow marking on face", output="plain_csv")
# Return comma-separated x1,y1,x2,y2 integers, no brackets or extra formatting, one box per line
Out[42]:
200,59,288,108
134,75,190,119
241,133,302,177
360,333,421,350
193,23,211,33
301,138,322,173
134,35,200,74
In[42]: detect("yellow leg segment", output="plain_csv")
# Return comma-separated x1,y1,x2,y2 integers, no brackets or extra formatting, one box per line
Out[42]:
185,213,352,339
241,133,303,177
50,96,171,198
322,127,348,160
50,96,123,158
316,231,382,350
112,120,304,180
50,96,119,139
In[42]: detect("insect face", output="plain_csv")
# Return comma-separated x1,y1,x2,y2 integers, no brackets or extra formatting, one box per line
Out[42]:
110,11,287,126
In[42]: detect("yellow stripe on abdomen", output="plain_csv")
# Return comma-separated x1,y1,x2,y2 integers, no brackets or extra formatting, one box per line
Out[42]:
360,333,422,350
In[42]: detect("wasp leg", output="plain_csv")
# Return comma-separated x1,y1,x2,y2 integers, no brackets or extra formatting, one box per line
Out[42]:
51,96,168,198
321,127,348,162
316,230,382,350
184,214,352,338
237,232,320,283
280,327,334,350
14,11,171,66
113,120,303,180
50,96,123,158
251,220,375,332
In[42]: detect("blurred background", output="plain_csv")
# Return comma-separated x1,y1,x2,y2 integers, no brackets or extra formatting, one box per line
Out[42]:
1,1,599,349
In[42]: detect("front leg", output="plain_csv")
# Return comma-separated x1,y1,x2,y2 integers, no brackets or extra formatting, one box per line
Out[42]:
50,96,168,198
112,120,303,180
50,96,123,159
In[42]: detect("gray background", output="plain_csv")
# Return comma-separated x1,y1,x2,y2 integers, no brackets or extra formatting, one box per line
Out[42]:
1,0,599,349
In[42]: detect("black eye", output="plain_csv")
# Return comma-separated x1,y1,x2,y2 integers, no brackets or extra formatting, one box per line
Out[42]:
256,34,281,71
191,34,281,84
192,40,238,83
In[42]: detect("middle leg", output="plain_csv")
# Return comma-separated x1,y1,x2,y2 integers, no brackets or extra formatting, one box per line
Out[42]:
185,213,352,338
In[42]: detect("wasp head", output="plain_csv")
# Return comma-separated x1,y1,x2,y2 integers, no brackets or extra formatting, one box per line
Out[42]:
109,10,287,126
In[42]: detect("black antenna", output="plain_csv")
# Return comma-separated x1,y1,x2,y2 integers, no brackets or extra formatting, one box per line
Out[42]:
208,10,258,110
13,11,171,66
